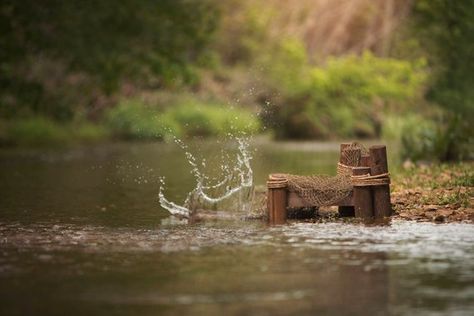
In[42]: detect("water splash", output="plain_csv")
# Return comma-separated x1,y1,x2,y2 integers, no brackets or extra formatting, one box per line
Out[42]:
159,137,254,218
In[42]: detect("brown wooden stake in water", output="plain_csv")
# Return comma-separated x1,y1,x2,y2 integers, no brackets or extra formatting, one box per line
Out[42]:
369,145,392,218
338,143,360,217
267,188,287,224
352,166,374,218
267,175,288,224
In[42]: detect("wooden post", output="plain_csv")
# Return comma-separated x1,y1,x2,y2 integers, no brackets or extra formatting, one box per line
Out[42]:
352,167,374,218
360,154,371,167
369,145,392,218
267,174,288,224
338,143,360,217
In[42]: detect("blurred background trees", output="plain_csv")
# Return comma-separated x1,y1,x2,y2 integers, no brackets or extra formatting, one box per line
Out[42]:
0,0,472,161
0,0,217,119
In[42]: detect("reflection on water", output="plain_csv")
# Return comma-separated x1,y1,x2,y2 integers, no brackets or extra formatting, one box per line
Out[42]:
0,140,473,315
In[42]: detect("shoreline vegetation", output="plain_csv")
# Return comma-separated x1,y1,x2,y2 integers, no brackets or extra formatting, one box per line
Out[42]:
1,1,472,163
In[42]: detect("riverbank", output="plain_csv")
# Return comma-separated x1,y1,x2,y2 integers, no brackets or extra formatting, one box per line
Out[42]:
252,162,473,223
391,162,473,223
0,99,260,147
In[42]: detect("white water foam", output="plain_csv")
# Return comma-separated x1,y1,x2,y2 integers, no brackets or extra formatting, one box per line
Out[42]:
158,137,254,218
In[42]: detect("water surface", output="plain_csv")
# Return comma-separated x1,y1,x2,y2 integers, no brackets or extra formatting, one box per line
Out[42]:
0,140,473,315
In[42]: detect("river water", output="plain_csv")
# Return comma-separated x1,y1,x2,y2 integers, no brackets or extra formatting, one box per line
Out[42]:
0,140,473,315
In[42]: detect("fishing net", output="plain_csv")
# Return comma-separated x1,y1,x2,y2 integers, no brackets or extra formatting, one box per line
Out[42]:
267,143,388,207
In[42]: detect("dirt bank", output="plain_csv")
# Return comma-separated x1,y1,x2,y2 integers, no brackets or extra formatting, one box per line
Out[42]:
391,162,473,223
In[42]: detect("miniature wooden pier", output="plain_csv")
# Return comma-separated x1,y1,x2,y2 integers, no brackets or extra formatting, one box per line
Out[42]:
267,143,392,224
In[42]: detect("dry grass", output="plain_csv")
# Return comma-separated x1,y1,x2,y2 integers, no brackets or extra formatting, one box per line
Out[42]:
218,0,413,61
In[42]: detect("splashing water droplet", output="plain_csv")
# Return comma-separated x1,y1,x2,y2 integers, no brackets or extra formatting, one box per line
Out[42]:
159,137,254,219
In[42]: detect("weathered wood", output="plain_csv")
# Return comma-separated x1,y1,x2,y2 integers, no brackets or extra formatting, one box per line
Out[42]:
360,154,371,167
338,143,360,217
369,145,392,218
353,167,374,218
268,187,287,224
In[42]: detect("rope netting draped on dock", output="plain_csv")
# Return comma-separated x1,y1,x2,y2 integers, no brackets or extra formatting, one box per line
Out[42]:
267,143,389,207
286,173,353,206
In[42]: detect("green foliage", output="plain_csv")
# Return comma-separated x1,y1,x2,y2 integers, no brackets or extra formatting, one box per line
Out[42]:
105,100,179,140
310,53,426,104
262,38,311,97
383,114,435,161
105,98,260,140
2,96,261,146
213,0,273,65
163,101,260,137
385,114,473,162
264,49,427,139
0,0,218,120
413,0,474,117
73,123,110,143
388,0,474,163
0,0,471,153
2,117,108,146
5,118,69,146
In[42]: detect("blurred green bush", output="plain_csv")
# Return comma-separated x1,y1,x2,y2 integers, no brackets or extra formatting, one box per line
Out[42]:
6,118,70,146
413,0,474,118
2,117,108,146
262,46,427,139
384,114,473,162
162,102,260,137
104,100,179,141
105,97,260,140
